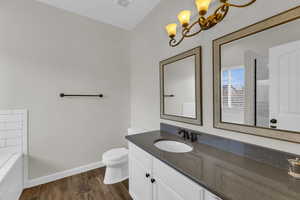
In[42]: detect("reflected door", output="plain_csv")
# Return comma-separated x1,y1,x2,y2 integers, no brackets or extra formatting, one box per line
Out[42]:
269,40,300,131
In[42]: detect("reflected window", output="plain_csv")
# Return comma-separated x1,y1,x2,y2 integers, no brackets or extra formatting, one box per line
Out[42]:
221,67,245,123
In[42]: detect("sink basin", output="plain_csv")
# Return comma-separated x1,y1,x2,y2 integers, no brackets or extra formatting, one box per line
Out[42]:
154,140,193,153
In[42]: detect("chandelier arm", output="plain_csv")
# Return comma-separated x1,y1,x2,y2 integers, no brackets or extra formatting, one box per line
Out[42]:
214,5,229,22
220,7,229,21
184,28,203,38
226,0,256,8
169,36,185,47
198,5,229,31
181,21,198,37
214,4,228,15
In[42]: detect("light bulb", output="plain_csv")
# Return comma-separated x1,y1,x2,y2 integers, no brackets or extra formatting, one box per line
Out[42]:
178,10,191,27
195,0,212,15
165,24,177,38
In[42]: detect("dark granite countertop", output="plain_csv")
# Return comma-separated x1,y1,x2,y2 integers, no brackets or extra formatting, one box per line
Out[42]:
126,130,300,200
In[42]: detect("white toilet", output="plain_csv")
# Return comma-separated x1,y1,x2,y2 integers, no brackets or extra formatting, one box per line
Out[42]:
102,128,146,184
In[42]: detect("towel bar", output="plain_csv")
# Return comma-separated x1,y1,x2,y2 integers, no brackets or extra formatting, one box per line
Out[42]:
60,93,103,98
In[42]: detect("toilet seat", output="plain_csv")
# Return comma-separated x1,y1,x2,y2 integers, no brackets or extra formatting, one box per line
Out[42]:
103,148,128,164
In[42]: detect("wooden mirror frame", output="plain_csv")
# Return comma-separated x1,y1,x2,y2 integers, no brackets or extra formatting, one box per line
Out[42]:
213,6,300,143
160,47,203,125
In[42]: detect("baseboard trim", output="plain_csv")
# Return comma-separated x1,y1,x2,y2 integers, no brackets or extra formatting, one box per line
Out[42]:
25,161,104,188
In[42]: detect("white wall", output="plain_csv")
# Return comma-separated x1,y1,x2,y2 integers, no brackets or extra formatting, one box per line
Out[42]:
130,0,300,155
0,0,130,179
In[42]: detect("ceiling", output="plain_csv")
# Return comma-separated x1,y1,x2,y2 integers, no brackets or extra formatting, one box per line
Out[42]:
35,0,161,30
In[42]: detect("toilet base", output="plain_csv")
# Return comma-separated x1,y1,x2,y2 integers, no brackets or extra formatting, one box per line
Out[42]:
104,162,129,184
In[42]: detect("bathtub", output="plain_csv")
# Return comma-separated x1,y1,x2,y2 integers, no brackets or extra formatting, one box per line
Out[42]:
0,150,23,200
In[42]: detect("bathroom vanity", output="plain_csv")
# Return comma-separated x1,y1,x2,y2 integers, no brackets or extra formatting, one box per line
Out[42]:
126,128,300,200
128,141,219,200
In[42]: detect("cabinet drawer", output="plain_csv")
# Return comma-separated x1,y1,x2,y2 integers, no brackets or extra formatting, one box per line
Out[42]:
129,142,152,171
153,157,203,200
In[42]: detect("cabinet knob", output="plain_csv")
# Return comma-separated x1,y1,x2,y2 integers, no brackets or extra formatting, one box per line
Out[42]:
145,173,150,178
151,178,156,183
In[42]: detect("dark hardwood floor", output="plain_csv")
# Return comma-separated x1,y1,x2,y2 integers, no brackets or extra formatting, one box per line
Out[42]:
19,168,132,200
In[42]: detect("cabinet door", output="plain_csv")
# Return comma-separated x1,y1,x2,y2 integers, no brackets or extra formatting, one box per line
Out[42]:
153,157,203,200
153,177,185,200
129,156,152,200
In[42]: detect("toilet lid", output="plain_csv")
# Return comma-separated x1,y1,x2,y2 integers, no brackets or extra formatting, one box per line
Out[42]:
103,148,128,161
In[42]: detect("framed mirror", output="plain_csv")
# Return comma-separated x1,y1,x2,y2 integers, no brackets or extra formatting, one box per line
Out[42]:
160,47,202,125
213,6,300,143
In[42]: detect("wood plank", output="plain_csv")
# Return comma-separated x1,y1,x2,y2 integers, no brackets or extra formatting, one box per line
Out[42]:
19,185,41,200
19,167,132,200
86,169,106,200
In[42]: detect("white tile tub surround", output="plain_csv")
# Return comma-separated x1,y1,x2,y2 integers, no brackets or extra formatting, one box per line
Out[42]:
0,110,27,153
0,110,27,200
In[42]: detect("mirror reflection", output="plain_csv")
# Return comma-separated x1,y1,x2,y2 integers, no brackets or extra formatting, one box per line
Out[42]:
220,18,300,132
164,56,196,118
160,47,202,125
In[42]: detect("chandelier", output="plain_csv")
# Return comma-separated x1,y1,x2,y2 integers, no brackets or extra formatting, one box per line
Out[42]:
165,0,256,47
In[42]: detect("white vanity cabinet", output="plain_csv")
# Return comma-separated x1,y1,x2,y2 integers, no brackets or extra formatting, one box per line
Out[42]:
129,142,222,200
129,155,153,200
129,143,153,200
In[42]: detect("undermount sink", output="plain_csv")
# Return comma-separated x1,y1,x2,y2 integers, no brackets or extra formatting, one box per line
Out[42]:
154,140,193,153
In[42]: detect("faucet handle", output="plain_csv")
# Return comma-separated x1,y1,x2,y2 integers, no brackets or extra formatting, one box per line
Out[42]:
178,129,186,135
178,129,188,140
190,132,198,142
185,132,190,140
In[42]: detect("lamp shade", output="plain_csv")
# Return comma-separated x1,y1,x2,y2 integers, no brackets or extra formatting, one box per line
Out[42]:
165,24,177,37
195,0,212,15
178,10,191,27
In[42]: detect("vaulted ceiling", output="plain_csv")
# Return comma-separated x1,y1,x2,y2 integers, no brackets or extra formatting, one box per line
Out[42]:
35,0,161,30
